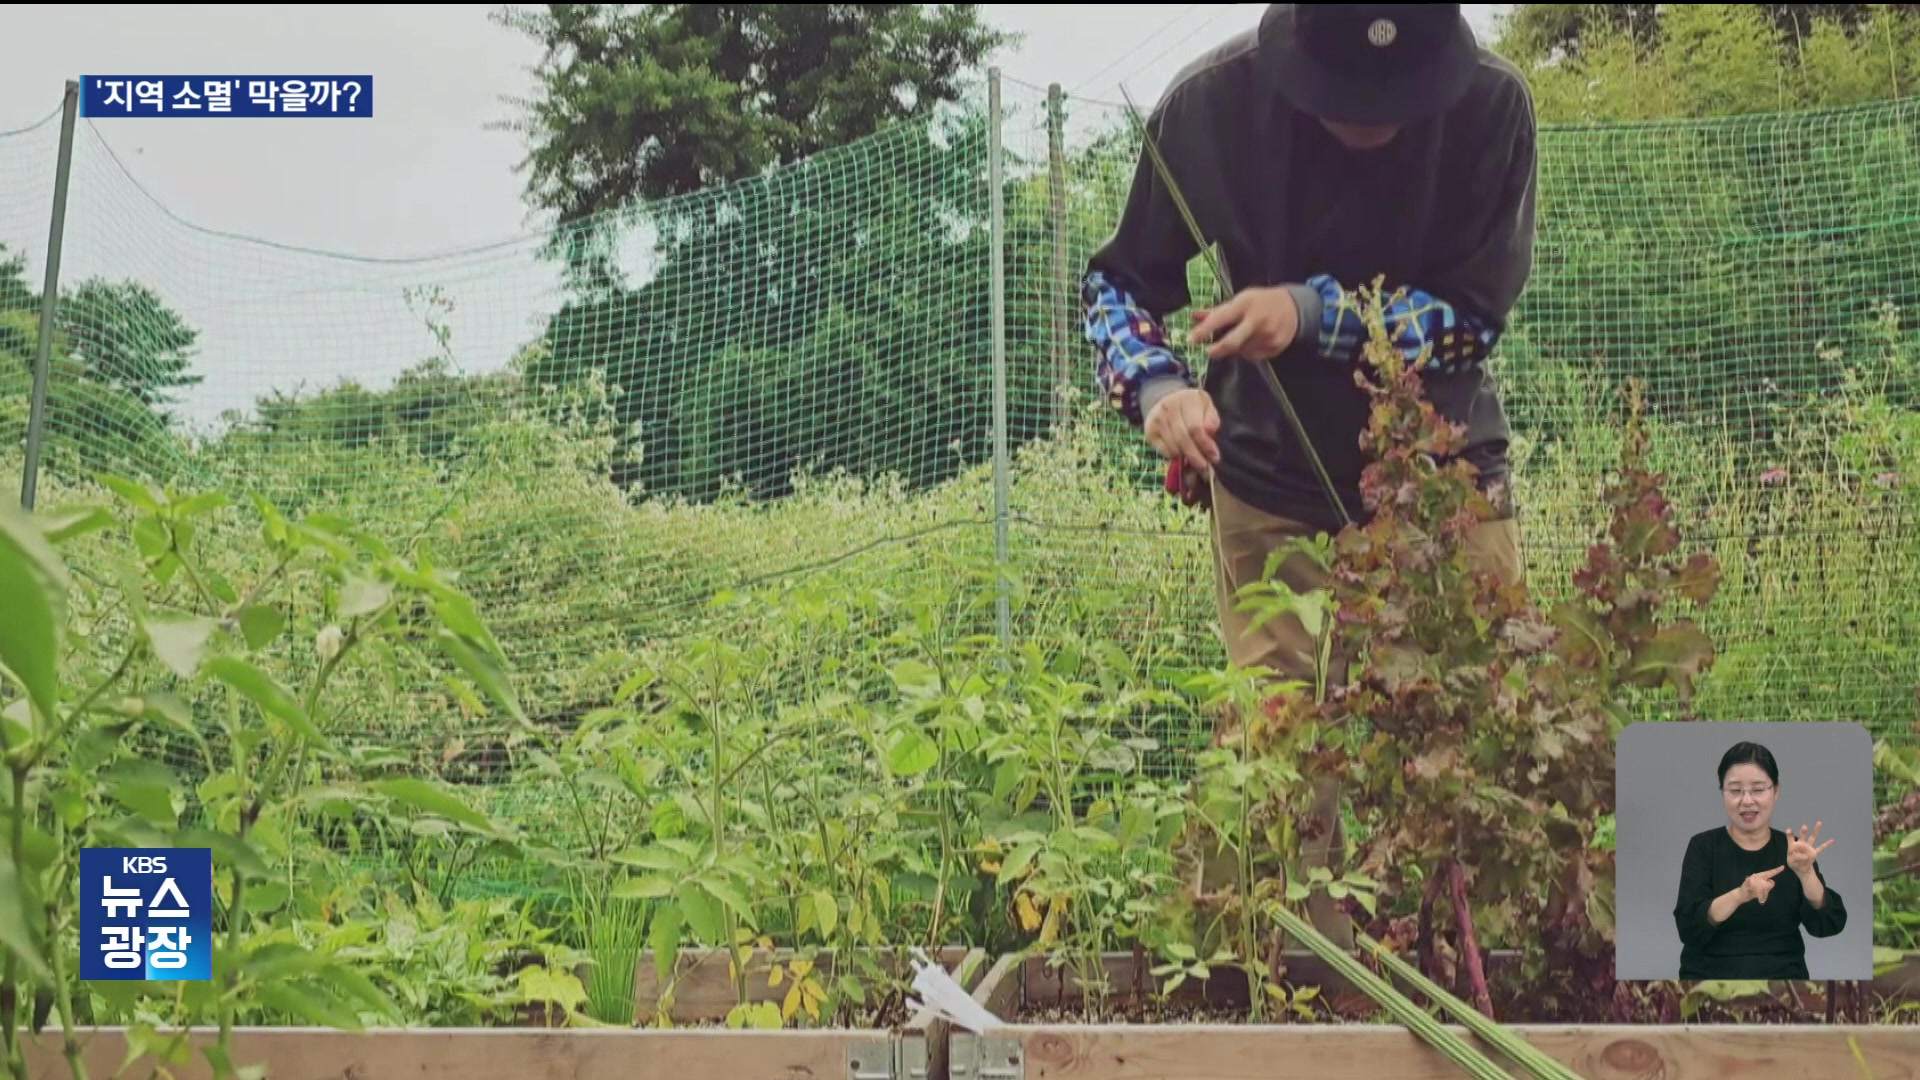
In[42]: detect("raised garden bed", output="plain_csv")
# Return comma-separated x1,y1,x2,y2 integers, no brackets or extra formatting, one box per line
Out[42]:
944,951,1920,1080
25,946,988,1080
26,1027,909,1080
630,945,991,1080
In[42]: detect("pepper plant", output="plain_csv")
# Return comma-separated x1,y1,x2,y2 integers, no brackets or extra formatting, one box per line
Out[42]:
0,478,589,1080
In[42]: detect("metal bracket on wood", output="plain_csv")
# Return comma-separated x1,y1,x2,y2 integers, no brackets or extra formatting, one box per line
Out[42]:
847,1043,895,1080
950,1034,1022,1080
896,1034,929,1080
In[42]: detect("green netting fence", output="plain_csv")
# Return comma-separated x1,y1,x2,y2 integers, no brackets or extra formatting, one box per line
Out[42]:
3,74,1917,898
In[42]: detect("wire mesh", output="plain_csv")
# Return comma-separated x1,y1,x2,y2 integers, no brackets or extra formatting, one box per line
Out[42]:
998,81,1920,770
2,76,1917,891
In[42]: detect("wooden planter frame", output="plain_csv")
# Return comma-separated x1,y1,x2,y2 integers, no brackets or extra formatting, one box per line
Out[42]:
25,946,988,1080
628,944,992,1080
24,948,1920,1079
946,950,1920,1080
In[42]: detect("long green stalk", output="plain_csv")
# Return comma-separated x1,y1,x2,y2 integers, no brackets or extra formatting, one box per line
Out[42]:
1263,903,1517,1080
1359,933,1587,1080
1115,84,1352,530
1848,1034,1876,1080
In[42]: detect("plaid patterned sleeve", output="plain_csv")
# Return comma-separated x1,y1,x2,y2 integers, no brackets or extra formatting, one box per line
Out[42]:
1303,273,1502,375
1082,270,1194,426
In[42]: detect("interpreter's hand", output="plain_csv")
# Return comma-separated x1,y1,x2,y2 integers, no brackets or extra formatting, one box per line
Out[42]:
1739,865,1786,905
1189,285,1301,363
1787,822,1834,877
1145,387,1220,477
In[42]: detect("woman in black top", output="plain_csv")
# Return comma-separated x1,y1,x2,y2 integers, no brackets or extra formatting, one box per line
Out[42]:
1672,741,1847,980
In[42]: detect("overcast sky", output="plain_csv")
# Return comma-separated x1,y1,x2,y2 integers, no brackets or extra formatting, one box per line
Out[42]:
0,4,1506,429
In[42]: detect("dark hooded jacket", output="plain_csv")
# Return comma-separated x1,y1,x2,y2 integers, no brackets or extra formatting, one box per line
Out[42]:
1081,5,1539,532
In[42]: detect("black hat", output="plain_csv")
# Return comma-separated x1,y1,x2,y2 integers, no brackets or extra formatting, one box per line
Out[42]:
1258,4,1481,126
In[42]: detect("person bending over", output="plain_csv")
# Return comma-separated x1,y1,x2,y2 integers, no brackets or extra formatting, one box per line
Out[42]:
1081,3,1538,946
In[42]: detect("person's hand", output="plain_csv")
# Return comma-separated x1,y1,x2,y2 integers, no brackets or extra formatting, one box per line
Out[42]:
1189,286,1300,362
1739,865,1786,905
1145,387,1220,477
1787,822,1834,876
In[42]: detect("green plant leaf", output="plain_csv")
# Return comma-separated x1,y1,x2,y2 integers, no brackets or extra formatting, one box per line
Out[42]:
238,605,285,651
98,475,162,512
251,495,289,546
430,590,502,655
145,610,220,679
339,573,393,619
244,881,292,914
299,513,353,536
174,491,231,519
0,854,51,983
885,725,938,776
111,781,180,827
612,846,689,873
612,875,677,900
649,902,683,980
1686,980,1771,1004
369,777,496,835
519,965,591,1015
888,659,941,699
437,629,528,726
0,500,69,728
136,692,202,745
997,841,1041,885
18,819,61,871
814,890,839,938
1292,589,1330,640
175,828,273,880
242,943,328,982
36,504,117,545
316,961,404,1024
256,982,366,1032
1873,947,1909,976
678,883,723,944
697,875,756,925
121,1021,192,1073
727,1000,783,1030
201,657,328,747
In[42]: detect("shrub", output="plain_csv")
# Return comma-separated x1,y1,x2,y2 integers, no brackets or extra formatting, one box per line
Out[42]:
1197,279,1722,1019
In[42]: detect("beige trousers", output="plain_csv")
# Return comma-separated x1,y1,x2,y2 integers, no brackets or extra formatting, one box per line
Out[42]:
1202,478,1525,948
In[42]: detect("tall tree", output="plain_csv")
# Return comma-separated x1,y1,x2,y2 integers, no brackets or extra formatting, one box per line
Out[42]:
1497,4,1920,67
57,278,203,414
1495,4,1920,122
1,246,203,423
0,243,33,314
491,3,1012,254
488,4,1019,503
1479,4,1920,464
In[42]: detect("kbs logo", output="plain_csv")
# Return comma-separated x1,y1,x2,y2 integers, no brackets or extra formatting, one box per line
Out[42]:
79,848,212,981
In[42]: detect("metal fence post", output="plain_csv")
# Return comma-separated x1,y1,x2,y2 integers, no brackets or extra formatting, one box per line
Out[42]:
988,68,1011,651
21,79,79,511
1046,83,1070,433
